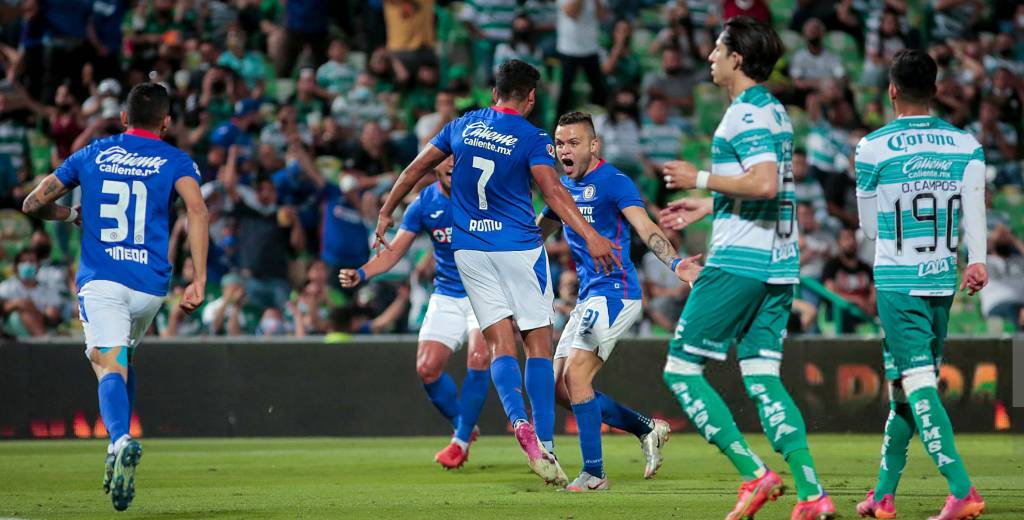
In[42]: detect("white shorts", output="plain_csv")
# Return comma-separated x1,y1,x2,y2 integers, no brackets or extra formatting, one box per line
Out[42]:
78,280,164,359
454,246,554,332
555,296,642,361
419,293,481,351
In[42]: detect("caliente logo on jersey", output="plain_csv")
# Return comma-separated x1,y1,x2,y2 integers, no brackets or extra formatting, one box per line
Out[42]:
95,146,168,176
462,122,518,156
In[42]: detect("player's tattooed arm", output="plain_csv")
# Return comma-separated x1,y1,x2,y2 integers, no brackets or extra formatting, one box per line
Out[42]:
622,206,676,266
21,174,75,222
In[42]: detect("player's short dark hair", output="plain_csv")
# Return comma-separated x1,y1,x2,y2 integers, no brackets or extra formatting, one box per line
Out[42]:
889,49,937,105
125,83,170,130
494,59,540,102
556,111,596,138
721,16,784,82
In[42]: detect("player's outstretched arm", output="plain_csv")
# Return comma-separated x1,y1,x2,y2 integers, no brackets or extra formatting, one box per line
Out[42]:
375,145,448,250
21,174,79,224
658,197,713,231
175,176,209,314
959,158,988,295
622,206,703,284
338,229,416,289
531,163,622,273
663,160,778,199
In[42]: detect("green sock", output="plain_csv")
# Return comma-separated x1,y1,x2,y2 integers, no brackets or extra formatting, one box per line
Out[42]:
874,401,915,497
664,371,765,480
743,375,822,500
908,386,972,499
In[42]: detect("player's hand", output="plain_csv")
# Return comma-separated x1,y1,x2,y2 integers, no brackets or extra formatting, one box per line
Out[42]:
662,160,699,190
673,254,703,284
659,198,712,230
70,204,82,227
179,281,205,314
338,268,363,288
585,234,622,274
960,263,988,296
372,214,394,253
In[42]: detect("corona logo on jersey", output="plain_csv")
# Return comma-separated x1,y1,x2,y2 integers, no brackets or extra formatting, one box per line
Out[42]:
886,133,956,152
95,146,168,176
461,121,518,156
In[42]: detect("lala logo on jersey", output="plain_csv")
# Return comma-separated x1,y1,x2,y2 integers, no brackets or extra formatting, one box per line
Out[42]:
95,146,168,176
918,257,953,277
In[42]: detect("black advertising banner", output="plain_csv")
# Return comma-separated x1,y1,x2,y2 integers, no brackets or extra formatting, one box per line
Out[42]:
0,338,1018,439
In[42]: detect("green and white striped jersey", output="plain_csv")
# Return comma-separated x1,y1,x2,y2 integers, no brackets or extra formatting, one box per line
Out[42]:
708,85,799,284
855,116,985,296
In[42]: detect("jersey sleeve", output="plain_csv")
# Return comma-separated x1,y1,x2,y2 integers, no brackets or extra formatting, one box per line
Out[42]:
726,105,776,170
428,119,457,155
612,173,645,211
175,153,202,183
399,196,424,233
854,137,878,198
53,145,90,188
528,131,556,168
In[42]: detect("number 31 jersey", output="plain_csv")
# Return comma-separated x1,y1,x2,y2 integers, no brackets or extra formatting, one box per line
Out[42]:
855,116,985,296
55,130,201,297
429,106,556,252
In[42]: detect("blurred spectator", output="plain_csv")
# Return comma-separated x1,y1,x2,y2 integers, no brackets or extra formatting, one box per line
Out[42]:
460,0,517,83
929,0,983,43
210,98,261,169
255,306,294,336
822,228,875,333
275,0,330,77
201,273,251,336
983,33,1024,76
162,257,203,337
331,72,392,134
28,230,67,289
650,4,710,77
260,104,312,155
0,248,63,337
594,88,643,177
600,20,641,94
981,224,1024,331
289,69,328,130
967,98,1020,187
933,70,973,127
807,96,854,179
640,95,684,205
983,67,1023,127
790,0,861,45
415,89,457,150
384,0,437,77
494,13,545,77
556,0,608,114
862,9,908,88
326,284,410,336
317,38,359,98
217,26,268,89
792,148,829,224
723,0,771,24
81,78,122,124
0,94,31,200
797,202,836,284
553,269,578,334
44,85,85,168
641,45,697,118
824,127,867,230
41,0,92,102
789,18,846,108
640,239,687,332
86,0,128,82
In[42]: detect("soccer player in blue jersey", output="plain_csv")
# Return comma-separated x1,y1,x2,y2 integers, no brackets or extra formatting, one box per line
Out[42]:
21,83,208,512
537,112,702,491
339,156,490,470
374,60,619,486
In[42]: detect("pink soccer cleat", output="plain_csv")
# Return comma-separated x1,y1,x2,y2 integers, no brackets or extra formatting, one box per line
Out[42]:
513,421,567,486
857,490,897,519
791,493,836,520
725,468,785,520
928,487,985,520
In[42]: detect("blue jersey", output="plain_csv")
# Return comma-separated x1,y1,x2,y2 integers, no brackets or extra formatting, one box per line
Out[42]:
320,184,370,269
400,183,465,298
429,106,556,252
543,161,643,301
55,130,201,296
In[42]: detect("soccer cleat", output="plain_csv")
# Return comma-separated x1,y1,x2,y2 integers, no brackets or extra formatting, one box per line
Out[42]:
857,490,896,519
109,438,143,512
928,487,985,520
791,493,837,520
725,468,785,520
565,471,609,492
513,421,568,486
640,418,671,479
102,452,115,494
435,442,469,469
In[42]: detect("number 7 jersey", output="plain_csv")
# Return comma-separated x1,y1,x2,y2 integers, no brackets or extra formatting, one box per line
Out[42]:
855,116,985,296
55,130,201,297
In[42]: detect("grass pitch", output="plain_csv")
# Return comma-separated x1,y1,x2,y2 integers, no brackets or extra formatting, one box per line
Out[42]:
0,434,1021,519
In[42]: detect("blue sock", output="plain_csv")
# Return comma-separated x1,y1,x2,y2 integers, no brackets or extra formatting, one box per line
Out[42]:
98,373,130,443
596,391,654,439
126,365,136,415
490,355,529,426
423,372,461,429
571,397,605,478
525,357,555,451
455,369,489,443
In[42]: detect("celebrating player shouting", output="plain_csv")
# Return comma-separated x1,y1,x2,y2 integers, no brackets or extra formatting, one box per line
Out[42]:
373,60,619,486
854,49,987,520
22,83,208,512
537,112,700,491
659,17,835,520
340,156,490,470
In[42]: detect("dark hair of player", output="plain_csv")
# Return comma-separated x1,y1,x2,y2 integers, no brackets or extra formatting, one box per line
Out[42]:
556,111,596,138
125,83,171,130
721,16,784,83
494,59,540,102
889,49,937,105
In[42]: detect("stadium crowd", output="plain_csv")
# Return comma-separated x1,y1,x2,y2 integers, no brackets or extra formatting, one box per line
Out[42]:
0,0,1023,340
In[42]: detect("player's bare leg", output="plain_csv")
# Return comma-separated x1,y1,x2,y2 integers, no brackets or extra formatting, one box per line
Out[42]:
90,346,142,512
435,330,490,469
563,348,608,491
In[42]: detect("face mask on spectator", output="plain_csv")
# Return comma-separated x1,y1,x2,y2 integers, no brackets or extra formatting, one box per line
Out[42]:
352,86,372,103
261,318,283,334
17,262,38,281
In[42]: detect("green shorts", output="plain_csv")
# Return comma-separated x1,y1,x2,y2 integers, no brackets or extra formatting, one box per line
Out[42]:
668,266,793,364
877,291,953,381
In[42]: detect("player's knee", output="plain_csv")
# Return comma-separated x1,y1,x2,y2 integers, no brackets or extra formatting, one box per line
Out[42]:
415,358,444,383
467,346,491,370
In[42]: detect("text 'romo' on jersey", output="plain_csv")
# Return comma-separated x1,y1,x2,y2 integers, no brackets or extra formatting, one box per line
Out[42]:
429,106,557,252
54,129,201,297
542,160,642,301
400,182,466,298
